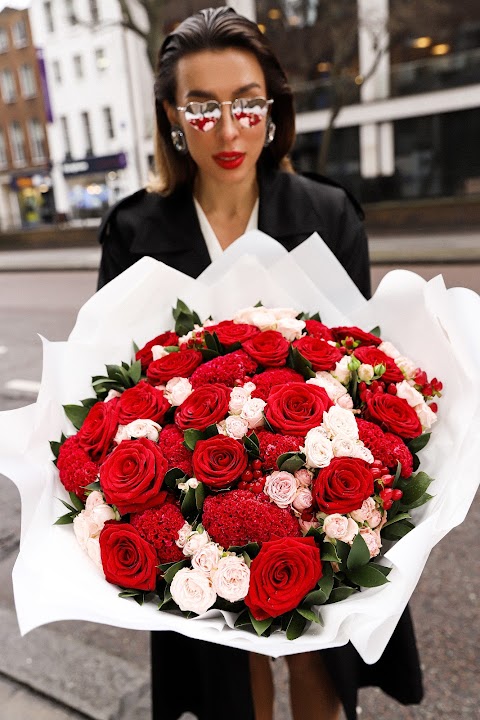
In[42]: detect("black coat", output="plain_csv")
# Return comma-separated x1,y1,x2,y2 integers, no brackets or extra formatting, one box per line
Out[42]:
97,168,422,720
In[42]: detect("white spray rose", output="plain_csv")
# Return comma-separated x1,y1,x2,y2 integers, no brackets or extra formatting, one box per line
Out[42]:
151,345,169,361
322,405,359,440
191,542,222,573
415,402,437,431
396,380,424,408
240,398,266,429
323,514,359,544
307,372,349,403
170,568,217,615
359,527,382,558
275,317,305,341
229,386,251,415
212,555,251,602
358,364,374,382
176,522,193,549
378,341,401,359
395,356,417,379
223,415,249,440
332,355,351,385
104,389,122,402
125,418,162,442
183,529,211,557
264,471,298,508
303,427,334,468
164,377,193,406
233,306,277,330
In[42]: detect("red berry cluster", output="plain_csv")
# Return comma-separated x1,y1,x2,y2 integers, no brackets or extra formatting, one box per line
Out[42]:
237,458,266,494
358,379,397,403
371,459,403,510
414,370,443,402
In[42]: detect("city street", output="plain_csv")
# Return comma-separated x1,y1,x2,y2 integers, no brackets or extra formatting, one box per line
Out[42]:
0,266,479,719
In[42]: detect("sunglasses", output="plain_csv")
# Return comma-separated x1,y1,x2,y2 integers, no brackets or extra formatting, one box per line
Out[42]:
176,96,274,132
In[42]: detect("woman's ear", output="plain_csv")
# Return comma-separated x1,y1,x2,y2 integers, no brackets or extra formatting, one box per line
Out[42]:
163,100,179,127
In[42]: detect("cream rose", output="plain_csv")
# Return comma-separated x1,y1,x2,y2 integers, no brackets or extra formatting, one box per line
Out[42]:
294,468,313,487
350,497,377,523
271,307,299,320
292,487,313,512
378,341,401,359
127,418,162,442
336,393,354,410
395,356,417,379
322,405,359,440
303,427,334,468
164,377,193,406
275,317,305,341
264,470,298,508
229,386,250,415
151,345,169,361
191,542,222,573
182,529,211,557
240,398,266,429
323,514,359,544
358,364,374,382
331,434,358,458
415,402,437,431
170,568,217,615
104,389,122,402
73,512,91,550
176,521,193,549
396,380,424,408
217,415,249,440
86,537,102,569
233,306,277,330
360,527,382,558
332,355,351,385
212,555,251,602
307,372,348,403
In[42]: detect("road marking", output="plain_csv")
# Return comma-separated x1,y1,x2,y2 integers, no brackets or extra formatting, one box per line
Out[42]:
0,346,7,355
4,379,41,394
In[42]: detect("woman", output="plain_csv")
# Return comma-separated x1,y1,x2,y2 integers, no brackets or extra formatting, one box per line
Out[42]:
98,7,423,720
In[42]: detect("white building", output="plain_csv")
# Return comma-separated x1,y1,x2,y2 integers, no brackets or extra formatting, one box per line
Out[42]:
29,0,154,220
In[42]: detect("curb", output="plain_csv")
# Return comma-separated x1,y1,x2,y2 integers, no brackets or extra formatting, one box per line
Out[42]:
0,607,150,720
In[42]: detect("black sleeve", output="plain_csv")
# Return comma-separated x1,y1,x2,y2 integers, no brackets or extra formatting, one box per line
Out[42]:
97,209,137,290
337,193,371,300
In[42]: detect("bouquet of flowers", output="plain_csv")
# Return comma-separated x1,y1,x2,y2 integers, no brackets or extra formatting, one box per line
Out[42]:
53,299,442,640
1,232,479,660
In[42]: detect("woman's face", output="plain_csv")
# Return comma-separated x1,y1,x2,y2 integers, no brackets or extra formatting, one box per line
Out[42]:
166,48,270,189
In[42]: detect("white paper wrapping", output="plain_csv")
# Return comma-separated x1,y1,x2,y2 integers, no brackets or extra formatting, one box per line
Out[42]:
1,231,479,662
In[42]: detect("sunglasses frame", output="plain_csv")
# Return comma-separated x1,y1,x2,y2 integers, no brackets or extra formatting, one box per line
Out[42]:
176,96,274,132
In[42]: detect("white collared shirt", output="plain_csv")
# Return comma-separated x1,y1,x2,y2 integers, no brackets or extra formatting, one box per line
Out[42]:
194,197,259,261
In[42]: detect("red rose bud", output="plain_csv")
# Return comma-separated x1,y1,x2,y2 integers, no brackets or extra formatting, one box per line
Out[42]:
77,400,119,463
429,402,438,413
99,522,157,592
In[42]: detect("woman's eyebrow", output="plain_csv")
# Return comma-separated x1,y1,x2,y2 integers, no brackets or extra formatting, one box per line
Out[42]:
185,82,262,100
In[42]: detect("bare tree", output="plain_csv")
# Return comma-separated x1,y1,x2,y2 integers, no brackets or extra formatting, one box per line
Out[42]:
117,0,166,71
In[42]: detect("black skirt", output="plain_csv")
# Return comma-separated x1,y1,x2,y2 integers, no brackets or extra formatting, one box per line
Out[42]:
151,606,423,720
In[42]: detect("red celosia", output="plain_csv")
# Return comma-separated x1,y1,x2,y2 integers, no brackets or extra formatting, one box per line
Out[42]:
202,490,301,548
158,424,193,476
190,350,257,388
251,368,304,401
256,430,303,471
56,435,99,501
357,419,413,478
131,502,185,565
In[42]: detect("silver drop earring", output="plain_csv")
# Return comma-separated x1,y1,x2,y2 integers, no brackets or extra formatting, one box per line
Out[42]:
264,120,276,147
171,125,188,154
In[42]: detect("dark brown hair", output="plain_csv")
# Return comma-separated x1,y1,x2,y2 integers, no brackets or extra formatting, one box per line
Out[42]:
151,6,295,194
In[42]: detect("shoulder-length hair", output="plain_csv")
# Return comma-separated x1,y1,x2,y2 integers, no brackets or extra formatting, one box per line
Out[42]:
150,6,295,194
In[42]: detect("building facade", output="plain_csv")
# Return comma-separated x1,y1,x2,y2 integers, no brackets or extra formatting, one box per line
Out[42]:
28,0,154,223
0,6,53,229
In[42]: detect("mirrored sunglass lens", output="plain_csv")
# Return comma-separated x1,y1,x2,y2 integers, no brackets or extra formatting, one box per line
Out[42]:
232,98,268,127
184,101,221,132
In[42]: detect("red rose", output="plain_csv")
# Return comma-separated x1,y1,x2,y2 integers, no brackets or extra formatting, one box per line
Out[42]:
293,336,343,371
99,522,157,591
117,381,170,425
245,537,322,620
208,320,260,346
242,330,290,368
146,349,203,385
77,400,119,463
265,382,332,436
99,437,168,514
353,346,403,383
304,319,334,341
331,326,382,347
365,394,422,439
313,457,374,514
136,331,179,371
175,383,230,431
192,436,248,489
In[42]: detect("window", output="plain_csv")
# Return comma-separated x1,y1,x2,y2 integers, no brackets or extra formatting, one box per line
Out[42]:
44,1,54,32
81,111,93,155
0,27,9,53
19,64,37,98
95,47,109,71
28,119,46,162
73,55,83,79
60,115,72,158
12,19,28,48
66,0,77,25
9,121,26,164
0,69,17,103
0,129,7,168
52,60,62,83
103,106,115,139
89,0,100,23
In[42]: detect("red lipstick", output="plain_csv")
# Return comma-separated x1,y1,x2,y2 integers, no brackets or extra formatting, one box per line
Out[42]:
213,152,245,169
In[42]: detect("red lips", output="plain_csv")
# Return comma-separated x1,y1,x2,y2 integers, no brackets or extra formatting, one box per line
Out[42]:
212,152,246,169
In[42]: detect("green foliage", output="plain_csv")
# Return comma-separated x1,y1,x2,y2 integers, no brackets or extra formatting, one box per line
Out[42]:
172,299,202,336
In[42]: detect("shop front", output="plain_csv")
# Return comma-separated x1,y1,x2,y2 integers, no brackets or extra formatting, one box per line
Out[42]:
10,170,55,226
62,153,128,220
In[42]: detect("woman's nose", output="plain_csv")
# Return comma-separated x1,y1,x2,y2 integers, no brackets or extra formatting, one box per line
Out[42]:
217,104,240,141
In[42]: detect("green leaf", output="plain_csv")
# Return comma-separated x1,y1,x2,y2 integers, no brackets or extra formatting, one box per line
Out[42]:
310,312,322,322
286,610,307,640
372,565,392,577
347,532,371,571
228,542,260,559
345,564,390,588
183,429,205,451
403,492,433,510
400,471,433,506
277,453,305,474
162,559,189,584
234,609,252,628
412,454,420,472
50,440,62,460
181,486,196,518
381,520,415,541
248,611,274,637
321,542,340,563
85,481,101,492
132,340,139,354
243,432,260,458
303,588,327,606
328,586,358,603
69,492,85,512
57,498,78,512
369,325,381,337
297,606,322,624
407,433,431,455
335,540,350,567
80,397,98,409
204,423,219,439
128,360,142,385
54,513,75,525
164,467,188,490
63,404,90,430
383,512,412,528
195,482,206,511
289,347,317,380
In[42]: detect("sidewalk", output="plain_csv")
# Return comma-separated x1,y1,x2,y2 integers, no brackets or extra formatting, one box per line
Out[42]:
0,231,479,271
